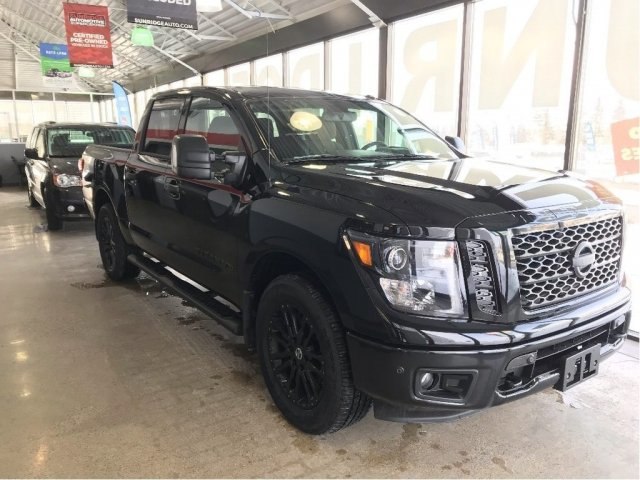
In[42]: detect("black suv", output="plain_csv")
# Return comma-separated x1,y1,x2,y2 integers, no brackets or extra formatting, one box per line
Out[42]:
24,122,135,230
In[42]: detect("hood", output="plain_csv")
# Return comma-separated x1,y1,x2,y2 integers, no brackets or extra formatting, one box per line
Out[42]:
49,157,81,176
279,158,620,230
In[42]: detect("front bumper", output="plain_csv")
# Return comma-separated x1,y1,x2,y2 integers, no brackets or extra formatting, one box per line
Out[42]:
347,301,631,423
51,186,89,218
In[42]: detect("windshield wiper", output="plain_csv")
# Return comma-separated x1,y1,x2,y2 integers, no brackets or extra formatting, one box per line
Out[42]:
286,154,363,165
371,153,441,160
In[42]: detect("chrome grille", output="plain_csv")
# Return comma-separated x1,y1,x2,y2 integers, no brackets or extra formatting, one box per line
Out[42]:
512,216,622,310
465,240,499,315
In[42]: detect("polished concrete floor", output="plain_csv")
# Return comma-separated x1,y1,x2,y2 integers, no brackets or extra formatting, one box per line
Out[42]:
1,186,638,478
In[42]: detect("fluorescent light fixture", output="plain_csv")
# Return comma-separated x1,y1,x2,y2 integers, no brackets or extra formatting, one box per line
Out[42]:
78,67,95,78
131,26,154,47
198,0,223,12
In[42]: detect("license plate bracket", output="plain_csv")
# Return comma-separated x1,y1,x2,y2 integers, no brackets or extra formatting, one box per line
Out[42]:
556,343,601,391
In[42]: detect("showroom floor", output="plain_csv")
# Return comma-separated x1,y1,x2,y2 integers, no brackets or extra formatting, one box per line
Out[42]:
0,186,638,478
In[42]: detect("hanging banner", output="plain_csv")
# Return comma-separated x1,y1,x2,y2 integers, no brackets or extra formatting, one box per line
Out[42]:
63,3,113,68
126,0,198,30
112,82,133,128
39,43,74,87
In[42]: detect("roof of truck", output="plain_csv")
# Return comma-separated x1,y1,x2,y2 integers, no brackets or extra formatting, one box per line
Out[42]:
152,86,376,102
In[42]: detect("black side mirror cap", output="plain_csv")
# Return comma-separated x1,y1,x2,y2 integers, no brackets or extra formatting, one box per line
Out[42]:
445,136,465,152
24,148,39,160
171,135,211,180
222,151,247,188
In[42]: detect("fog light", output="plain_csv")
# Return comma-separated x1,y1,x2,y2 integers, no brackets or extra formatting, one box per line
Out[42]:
67,205,75,212
419,372,437,390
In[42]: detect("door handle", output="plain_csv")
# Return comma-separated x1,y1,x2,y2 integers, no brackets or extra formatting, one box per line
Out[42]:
164,178,181,199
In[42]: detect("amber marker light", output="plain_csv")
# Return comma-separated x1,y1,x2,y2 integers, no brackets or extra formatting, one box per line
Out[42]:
352,241,373,267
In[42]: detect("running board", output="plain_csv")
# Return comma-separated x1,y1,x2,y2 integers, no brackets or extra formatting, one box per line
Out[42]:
127,254,242,335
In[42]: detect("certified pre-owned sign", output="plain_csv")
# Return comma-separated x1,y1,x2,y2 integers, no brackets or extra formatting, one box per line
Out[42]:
127,0,199,30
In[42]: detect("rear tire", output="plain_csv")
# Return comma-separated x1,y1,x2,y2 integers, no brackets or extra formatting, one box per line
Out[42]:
256,274,371,434
43,187,62,231
96,204,140,281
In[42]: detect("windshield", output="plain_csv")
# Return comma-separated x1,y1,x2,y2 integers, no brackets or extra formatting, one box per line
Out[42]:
47,127,134,157
248,97,457,163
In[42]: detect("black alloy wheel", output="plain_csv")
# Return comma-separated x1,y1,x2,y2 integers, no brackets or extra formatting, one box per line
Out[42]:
98,211,117,272
267,303,325,409
96,204,140,281
257,274,371,434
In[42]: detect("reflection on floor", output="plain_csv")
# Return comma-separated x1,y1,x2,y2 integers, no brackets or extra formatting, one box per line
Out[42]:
0,186,638,478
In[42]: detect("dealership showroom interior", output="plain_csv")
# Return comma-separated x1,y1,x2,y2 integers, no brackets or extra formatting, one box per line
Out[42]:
0,0,639,478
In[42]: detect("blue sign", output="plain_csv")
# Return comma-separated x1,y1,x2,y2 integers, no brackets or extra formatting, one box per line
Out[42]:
40,43,70,60
112,81,133,128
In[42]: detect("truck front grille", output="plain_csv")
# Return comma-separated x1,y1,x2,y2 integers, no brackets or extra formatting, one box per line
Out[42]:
511,216,622,310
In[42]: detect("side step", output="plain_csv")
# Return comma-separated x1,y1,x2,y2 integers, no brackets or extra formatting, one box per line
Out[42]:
127,254,243,335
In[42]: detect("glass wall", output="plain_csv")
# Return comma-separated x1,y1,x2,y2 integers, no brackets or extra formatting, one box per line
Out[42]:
0,93,16,141
287,43,324,90
254,54,283,87
203,69,225,86
184,76,202,87
330,28,379,96
390,5,464,136
227,63,251,86
0,92,115,142
572,0,639,332
32,93,56,126
59,93,94,123
466,0,575,171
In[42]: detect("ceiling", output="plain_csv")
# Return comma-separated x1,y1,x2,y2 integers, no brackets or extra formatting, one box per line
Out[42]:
0,0,353,93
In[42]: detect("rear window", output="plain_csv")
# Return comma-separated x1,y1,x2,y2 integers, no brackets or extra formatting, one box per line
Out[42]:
47,127,134,157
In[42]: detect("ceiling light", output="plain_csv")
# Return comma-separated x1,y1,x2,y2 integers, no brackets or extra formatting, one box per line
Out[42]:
131,26,154,47
78,67,95,78
198,0,223,12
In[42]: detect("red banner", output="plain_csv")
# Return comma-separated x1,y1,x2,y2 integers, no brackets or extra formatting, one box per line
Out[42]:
63,3,113,68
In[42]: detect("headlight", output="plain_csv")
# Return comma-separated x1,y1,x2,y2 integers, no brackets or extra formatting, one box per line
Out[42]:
53,174,81,188
347,231,467,317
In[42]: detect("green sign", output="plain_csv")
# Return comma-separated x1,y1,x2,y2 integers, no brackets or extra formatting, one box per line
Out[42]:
40,43,73,87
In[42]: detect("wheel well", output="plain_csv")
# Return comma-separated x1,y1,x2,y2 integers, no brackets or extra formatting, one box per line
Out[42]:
93,189,111,236
93,189,110,216
244,252,336,348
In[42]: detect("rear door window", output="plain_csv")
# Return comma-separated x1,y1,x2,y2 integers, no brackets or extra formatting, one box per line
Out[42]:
143,97,185,159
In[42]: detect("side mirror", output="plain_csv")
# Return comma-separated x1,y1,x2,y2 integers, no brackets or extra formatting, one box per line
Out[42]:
25,147,39,160
445,136,465,152
222,151,247,188
171,135,211,180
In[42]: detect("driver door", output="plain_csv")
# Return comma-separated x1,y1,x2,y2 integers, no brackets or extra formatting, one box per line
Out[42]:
170,94,249,303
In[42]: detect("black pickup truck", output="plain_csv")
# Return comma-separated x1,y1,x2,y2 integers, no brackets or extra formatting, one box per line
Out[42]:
24,122,135,230
81,87,631,434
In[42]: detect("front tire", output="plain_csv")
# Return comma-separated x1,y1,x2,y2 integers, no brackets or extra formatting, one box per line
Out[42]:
43,187,62,230
256,274,371,434
96,204,140,281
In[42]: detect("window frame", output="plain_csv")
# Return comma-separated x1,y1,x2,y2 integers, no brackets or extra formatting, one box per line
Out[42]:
139,96,188,163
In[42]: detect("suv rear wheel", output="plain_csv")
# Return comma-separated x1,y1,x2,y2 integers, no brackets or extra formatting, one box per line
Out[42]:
97,204,140,281
256,274,371,434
